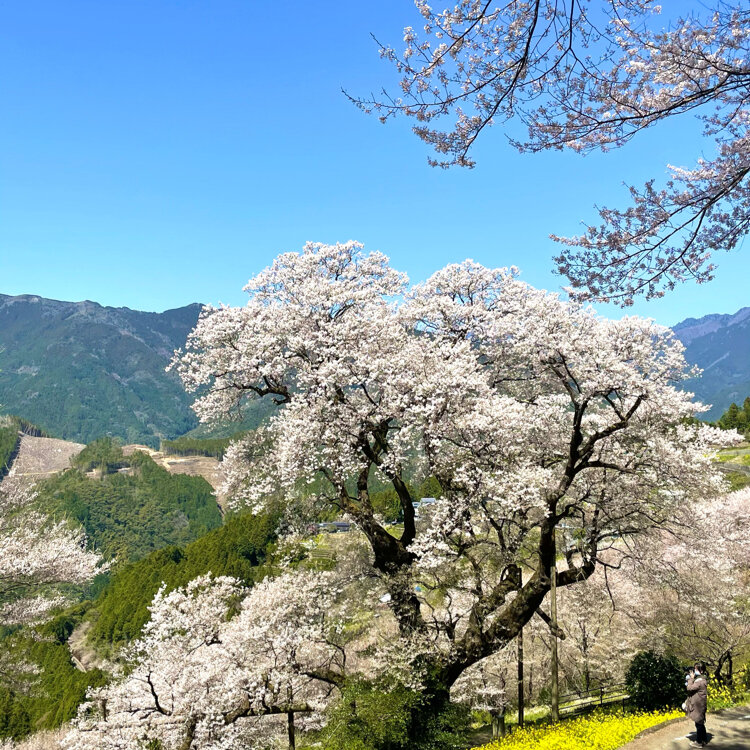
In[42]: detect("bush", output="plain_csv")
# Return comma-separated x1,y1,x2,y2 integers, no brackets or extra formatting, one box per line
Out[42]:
320,681,471,750
707,667,750,711
161,433,247,458
321,681,419,750
625,651,685,711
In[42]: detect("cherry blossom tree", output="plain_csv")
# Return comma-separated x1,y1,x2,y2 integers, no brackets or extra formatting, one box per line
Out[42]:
167,241,735,742
544,486,750,690
353,1,750,304
622,487,750,684
65,571,348,750
0,481,102,628
452,649,514,739
555,568,640,693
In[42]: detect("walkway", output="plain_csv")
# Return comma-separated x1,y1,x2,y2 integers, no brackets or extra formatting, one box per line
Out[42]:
621,706,750,750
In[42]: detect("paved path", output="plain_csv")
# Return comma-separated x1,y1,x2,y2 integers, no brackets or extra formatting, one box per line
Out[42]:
621,707,750,750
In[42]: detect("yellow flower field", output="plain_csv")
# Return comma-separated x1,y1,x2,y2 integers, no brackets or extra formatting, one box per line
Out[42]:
473,708,683,750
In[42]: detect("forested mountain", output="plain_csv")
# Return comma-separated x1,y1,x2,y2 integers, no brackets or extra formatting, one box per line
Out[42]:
673,307,750,420
0,294,203,446
1,291,748,442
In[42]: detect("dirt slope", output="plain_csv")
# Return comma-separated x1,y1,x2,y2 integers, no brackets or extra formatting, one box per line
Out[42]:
4,434,85,481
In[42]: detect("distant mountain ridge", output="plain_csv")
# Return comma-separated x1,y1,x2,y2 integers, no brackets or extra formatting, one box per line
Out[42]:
0,294,203,446
1,291,747,442
672,306,750,420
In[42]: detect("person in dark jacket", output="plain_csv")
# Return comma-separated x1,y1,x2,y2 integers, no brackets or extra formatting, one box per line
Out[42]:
685,662,708,747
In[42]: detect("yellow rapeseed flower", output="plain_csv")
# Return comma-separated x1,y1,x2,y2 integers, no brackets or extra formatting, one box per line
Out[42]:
473,708,682,750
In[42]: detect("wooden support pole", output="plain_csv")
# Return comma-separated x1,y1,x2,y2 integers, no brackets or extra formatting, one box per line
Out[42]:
287,685,296,750
517,626,525,728
550,526,559,722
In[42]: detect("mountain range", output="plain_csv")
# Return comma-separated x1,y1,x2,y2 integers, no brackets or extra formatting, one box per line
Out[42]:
0,292,748,444
672,306,750,420
0,294,202,446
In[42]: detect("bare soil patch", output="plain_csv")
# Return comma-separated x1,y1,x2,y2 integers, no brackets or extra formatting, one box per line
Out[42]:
6,434,85,480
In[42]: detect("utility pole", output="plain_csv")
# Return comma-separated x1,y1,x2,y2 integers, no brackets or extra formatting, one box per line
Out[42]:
550,525,559,722
287,685,296,750
517,626,524,728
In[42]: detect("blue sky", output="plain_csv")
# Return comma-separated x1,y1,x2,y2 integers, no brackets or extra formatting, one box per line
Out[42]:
1,0,747,327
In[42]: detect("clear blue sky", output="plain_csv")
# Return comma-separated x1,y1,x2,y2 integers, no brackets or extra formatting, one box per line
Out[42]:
1,1,747,327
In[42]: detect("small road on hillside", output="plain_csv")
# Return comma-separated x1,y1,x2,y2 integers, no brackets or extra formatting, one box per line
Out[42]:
621,706,750,750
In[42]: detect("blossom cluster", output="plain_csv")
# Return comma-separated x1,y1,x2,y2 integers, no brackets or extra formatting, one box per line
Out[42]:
0,481,103,626
356,2,749,304
64,571,345,750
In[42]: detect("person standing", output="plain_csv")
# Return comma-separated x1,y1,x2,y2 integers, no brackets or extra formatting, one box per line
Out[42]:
686,663,709,747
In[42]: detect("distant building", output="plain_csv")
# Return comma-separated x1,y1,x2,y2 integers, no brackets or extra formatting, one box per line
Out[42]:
315,521,351,534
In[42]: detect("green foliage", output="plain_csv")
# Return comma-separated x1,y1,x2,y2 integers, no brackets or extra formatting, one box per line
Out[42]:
89,511,277,646
0,425,19,479
725,471,750,491
411,700,472,750
179,398,278,440
72,437,126,473
0,415,47,479
0,614,106,741
35,450,222,562
321,681,420,750
417,476,444,500
716,397,750,437
625,651,685,711
161,432,247,459
370,488,402,523
319,681,471,750
0,690,30,740
369,476,444,523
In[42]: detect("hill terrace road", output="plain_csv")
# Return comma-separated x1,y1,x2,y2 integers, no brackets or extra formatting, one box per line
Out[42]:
620,706,750,750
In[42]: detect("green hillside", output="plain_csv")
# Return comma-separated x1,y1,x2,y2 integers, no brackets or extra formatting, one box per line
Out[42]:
0,611,107,740
0,510,277,743
0,295,203,447
34,443,222,563
89,510,277,646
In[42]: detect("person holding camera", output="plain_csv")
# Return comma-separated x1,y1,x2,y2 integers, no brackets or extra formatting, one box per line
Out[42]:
685,662,709,747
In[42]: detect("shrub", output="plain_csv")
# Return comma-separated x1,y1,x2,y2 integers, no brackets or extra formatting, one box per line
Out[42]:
320,682,471,750
707,667,750,711
320,681,419,750
625,651,685,711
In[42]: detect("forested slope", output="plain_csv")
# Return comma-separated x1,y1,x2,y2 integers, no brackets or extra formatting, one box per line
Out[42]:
0,429,278,743
0,295,202,446
34,444,222,563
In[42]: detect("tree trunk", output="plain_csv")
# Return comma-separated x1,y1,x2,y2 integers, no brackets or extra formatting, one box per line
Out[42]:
727,652,734,686
491,709,507,739
287,711,295,750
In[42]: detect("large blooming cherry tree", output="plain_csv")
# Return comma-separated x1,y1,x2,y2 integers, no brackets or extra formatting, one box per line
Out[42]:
168,241,735,739
354,1,750,304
